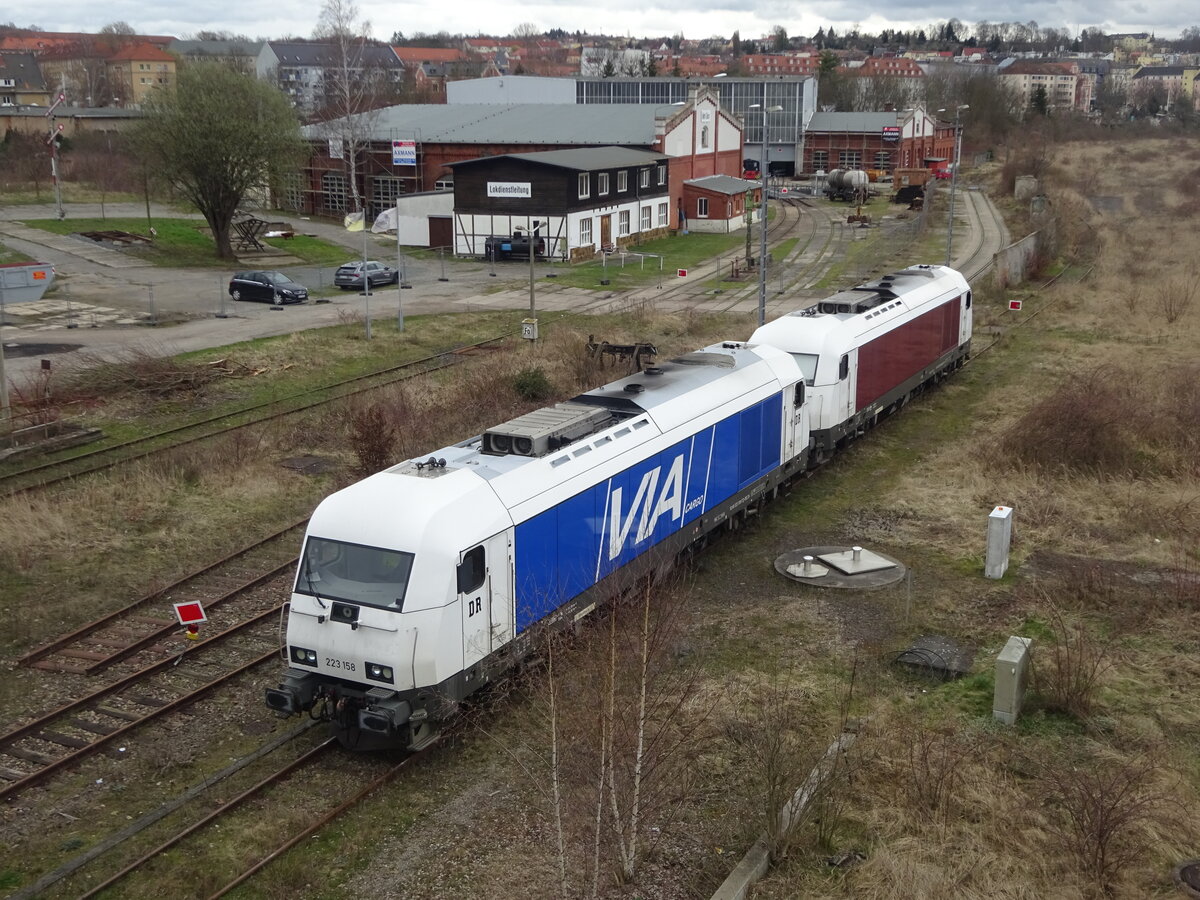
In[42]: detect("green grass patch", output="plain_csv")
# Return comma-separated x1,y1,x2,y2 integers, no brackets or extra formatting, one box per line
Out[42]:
22,217,351,268
0,241,35,265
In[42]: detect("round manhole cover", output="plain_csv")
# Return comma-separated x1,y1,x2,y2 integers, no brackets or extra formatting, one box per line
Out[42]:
1175,860,1200,898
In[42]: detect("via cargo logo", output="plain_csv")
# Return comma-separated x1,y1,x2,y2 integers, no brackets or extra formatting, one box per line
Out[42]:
604,454,691,560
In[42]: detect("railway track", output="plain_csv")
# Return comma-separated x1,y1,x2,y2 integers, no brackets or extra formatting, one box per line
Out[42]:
1,516,320,799
0,335,511,499
14,731,432,900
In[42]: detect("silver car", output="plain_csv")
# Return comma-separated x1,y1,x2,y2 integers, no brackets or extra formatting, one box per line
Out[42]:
334,260,399,290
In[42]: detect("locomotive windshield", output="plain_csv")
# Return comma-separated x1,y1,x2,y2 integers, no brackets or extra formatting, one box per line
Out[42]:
297,537,415,610
789,352,819,386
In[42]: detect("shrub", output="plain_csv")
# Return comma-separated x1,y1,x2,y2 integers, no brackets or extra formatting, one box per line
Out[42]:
513,366,555,401
1039,751,1180,896
347,401,397,475
1030,601,1116,720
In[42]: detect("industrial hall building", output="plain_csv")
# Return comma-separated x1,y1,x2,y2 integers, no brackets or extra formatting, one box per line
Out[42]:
291,87,752,253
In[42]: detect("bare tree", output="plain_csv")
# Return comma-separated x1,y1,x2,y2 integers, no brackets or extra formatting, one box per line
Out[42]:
313,0,383,217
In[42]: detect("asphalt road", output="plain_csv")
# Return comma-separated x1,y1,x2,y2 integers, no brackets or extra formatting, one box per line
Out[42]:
1,194,1002,384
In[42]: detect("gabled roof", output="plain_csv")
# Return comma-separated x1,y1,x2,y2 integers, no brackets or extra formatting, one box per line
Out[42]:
304,103,666,145
450,146,665,172
107,42,175,63
808,111,901,133
269,41,403,69
0,52,47,90
1001,60,1078,76
684,175,759,195
169,39,265,57
392,46,466,64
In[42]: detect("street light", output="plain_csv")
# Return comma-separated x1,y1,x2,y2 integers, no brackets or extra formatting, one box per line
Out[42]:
943,104,969,266
749,100,783,326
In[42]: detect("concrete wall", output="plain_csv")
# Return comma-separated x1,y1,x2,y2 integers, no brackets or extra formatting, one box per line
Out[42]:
993,232,1039,289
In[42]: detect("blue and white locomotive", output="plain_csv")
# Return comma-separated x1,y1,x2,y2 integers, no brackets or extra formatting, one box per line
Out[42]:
266,265,972,749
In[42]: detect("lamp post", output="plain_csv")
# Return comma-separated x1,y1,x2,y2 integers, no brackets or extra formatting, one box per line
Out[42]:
749,99,783,327
944,104,969,266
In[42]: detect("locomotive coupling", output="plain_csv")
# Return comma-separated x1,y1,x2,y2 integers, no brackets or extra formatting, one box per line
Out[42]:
357,688,412,736
264,668,319,716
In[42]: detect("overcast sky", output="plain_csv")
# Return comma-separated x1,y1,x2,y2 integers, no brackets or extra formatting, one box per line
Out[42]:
5,1,1192,43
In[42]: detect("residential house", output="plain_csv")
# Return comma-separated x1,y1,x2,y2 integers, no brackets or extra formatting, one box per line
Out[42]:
106,42,176,107
264,41,407,115
997,60,1085,112
38,37,175,107
0,52,51,107
168,38,270,76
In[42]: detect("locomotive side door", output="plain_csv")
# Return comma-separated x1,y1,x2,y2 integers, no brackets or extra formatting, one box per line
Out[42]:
784,381,810,463
487,531,513,650
458,543,491,670
459,532,514,670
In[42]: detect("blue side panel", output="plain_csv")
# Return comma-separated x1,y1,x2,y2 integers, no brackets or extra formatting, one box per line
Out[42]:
739,403,762,485
514,505,560,632
513,391,783,633
762,393,782,472
682,429,714,526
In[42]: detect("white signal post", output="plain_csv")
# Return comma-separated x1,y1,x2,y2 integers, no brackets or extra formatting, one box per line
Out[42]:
46,93,66,221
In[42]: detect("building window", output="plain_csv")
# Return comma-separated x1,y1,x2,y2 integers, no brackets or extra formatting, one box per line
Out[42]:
640,206,652,231
617,170,628,192
838,150,861,168
657,164,666,184
618,210,630,235
812,150,828,171
700,125,710,148
580,217,592,245
578,173,590,198
697,197,709,218
657,201,668,226
598,172,610,195
322,171,348,212
434,178,454,191
373,176,404,214
873,151,892,169
639,168,650,188
281,173,304,211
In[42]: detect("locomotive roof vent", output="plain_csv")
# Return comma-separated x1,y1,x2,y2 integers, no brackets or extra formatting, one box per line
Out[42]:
481,402,613,458
644,366,664,376
624,383,644,393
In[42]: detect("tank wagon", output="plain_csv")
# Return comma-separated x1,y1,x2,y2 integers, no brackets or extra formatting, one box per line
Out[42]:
824,168,870,203
266,265,972,750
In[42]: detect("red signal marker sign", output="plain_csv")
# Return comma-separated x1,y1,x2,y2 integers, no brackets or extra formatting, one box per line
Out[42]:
677,268,687,277
1008,300,1023,311
173,601,208,626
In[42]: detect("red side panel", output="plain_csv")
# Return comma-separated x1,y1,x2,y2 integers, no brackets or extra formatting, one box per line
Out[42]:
855,297,961,410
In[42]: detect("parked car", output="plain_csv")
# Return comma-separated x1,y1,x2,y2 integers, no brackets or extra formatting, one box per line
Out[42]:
228,271,309,304
334,260,400,290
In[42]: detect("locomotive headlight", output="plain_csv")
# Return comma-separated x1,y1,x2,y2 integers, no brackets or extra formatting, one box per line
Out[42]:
290,646,318,666
365,661,394,684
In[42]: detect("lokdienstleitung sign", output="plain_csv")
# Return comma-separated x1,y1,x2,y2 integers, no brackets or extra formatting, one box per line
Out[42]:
487,182,532,198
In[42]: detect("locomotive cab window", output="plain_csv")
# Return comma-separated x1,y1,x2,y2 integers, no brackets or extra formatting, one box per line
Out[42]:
965,290,972,308
457,545,486,594
298,538,414,610
794,381,805,407
839,355,849,380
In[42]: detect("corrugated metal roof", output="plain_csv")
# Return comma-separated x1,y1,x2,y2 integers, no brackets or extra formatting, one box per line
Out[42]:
685,174,758,195
808,111,900,133
302,103,662,145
